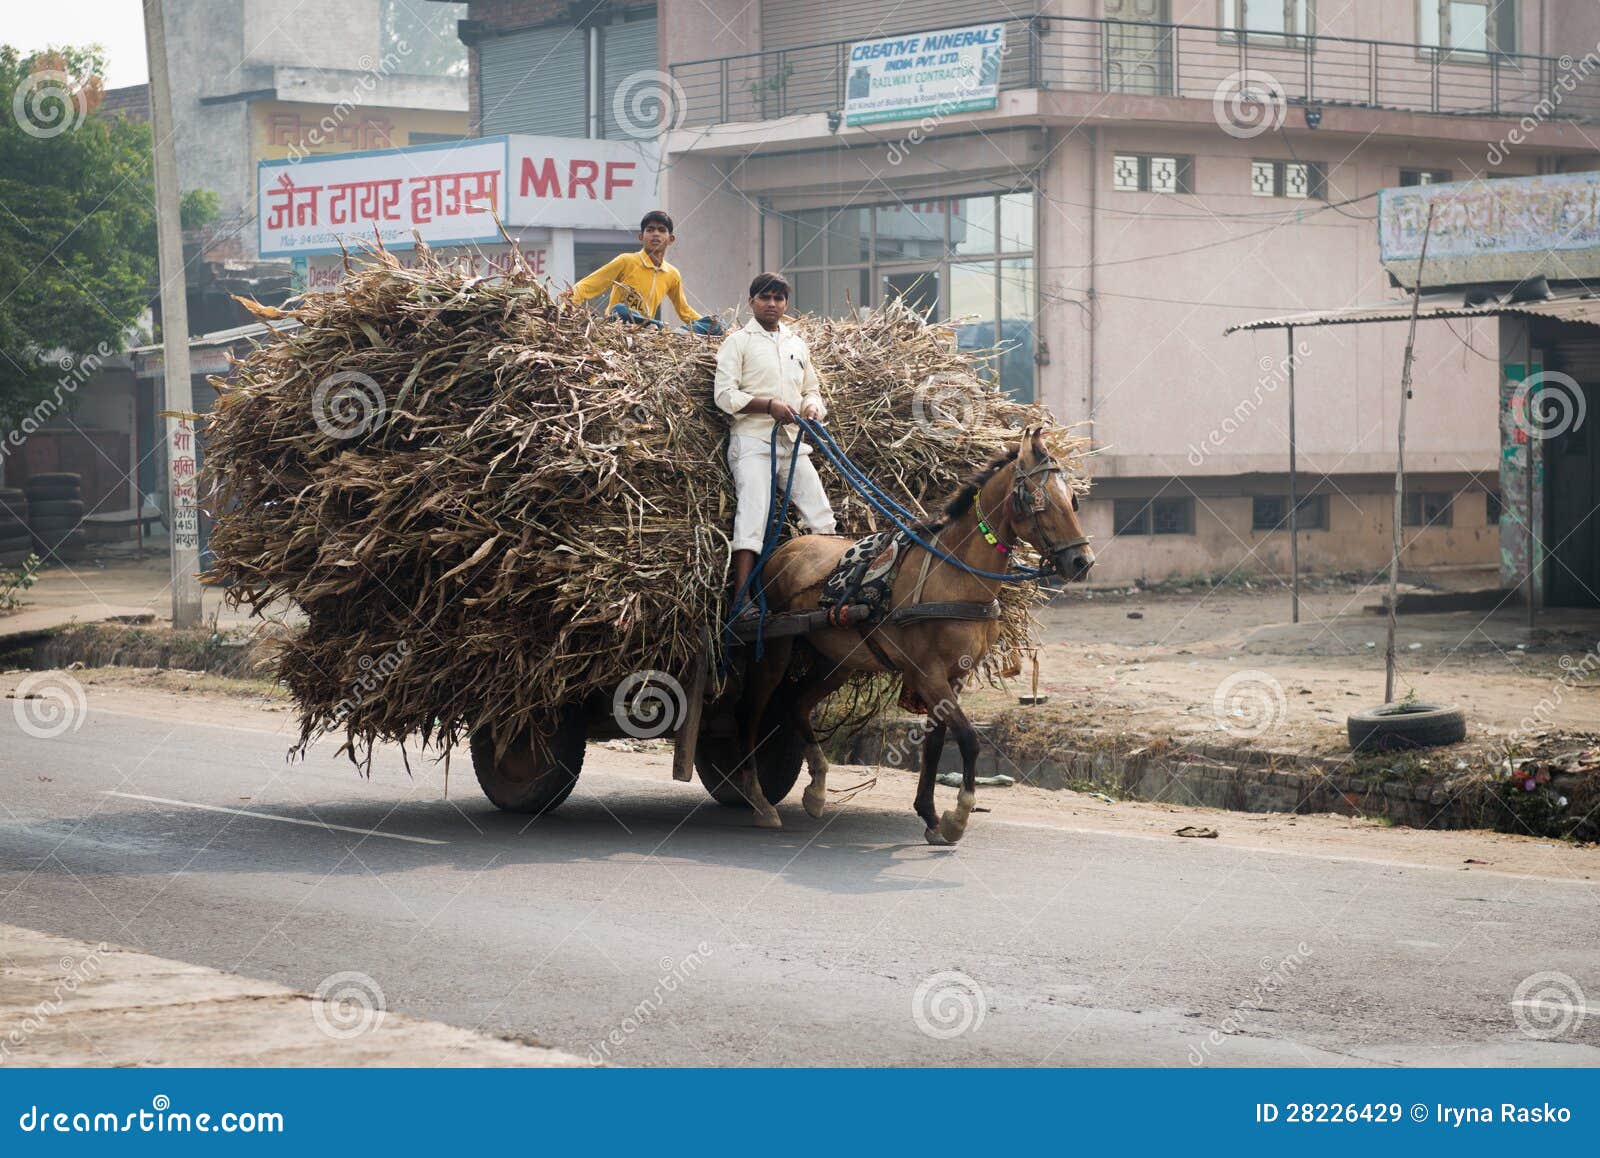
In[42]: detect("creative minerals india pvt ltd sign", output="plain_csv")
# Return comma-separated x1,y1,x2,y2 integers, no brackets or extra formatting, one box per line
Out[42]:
258,136,664,257
843,23,1005,127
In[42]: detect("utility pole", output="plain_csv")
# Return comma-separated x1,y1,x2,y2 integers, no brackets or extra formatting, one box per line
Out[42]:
142,0,202,627
1385,205,1435,703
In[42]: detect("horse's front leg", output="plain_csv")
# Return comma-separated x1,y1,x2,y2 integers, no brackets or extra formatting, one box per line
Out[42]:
915,720,947,840
933,688,979,845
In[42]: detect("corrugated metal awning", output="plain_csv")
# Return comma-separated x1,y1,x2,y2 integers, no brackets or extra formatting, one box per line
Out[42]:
1224,295,1600,334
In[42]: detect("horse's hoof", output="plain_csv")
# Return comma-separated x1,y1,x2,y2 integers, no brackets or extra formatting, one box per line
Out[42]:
802,787,826,819
753,811,783,830
937,813,966,844
924,827,951,846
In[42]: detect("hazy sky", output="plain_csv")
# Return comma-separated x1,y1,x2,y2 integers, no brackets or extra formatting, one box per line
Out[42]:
5,2,152,89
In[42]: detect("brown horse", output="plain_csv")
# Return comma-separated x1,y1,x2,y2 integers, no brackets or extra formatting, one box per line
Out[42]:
736,426,1093,844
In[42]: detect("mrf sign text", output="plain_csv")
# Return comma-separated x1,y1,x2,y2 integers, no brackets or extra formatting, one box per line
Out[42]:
259,135,664,256
844,23,1005,127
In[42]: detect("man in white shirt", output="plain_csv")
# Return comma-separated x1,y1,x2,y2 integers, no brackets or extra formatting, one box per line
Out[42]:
714,272,838,612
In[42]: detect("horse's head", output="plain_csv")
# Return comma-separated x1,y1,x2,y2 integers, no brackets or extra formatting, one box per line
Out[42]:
1011,426,1094,582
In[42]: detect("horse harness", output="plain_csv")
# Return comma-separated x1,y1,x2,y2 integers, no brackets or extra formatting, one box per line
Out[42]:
820,454,1083,677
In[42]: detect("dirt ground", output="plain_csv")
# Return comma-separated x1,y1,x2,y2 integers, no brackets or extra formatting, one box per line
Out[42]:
956,569,1600,760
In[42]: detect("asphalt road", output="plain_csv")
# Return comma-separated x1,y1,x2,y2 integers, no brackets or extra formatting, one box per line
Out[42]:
2,688,1597,1067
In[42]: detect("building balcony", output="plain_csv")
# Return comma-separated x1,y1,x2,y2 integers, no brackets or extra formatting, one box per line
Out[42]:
670,14,1600,129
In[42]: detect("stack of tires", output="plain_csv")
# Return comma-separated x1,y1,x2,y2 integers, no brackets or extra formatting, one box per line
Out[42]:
24,473,86,562
0,487,29,565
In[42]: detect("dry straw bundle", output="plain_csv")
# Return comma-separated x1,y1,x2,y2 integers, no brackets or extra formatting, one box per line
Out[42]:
203,246,1076,762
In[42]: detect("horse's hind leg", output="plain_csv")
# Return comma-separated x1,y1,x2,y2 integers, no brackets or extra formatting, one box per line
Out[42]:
739,640,791,829
787,664,850,819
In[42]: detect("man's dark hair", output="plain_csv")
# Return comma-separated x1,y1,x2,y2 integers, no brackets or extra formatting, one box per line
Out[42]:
640,210,674,234
748,272,790,300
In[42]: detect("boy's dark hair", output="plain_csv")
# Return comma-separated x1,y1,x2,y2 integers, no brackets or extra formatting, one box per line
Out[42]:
748,272,790,300
639,210,674,234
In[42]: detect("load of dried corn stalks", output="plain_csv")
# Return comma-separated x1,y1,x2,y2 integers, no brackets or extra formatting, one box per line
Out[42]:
202,245,1083,762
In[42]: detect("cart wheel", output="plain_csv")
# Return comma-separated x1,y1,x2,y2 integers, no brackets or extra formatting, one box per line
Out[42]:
470,703,587,815
695,700,805,809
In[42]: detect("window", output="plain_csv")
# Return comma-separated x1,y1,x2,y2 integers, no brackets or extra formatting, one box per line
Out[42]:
1253,494,1328,531
1420,0,1516,56
779,193,1037,399
1400,168,1452,186
1221,1,1315,41
1403,492,1454,527
1114,497,1194,536
1113,154,1194,194
1251,159,1326,199
1485,490,1502,525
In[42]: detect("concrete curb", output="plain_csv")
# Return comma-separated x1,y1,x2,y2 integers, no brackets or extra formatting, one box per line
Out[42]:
0,924,594,1067
829,718,1498,829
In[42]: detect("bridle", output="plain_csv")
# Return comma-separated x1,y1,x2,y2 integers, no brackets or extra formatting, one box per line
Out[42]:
1007,455,1091,571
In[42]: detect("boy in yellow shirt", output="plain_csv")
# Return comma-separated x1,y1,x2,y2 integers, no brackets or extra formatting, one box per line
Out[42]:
560,210,721,334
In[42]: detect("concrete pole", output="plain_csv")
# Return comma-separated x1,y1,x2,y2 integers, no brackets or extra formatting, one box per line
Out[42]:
142,0,202,628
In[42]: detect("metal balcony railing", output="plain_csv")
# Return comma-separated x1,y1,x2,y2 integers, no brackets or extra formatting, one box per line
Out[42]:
669,15,1600,127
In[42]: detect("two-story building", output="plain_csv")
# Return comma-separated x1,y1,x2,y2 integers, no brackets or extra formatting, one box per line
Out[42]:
445,1,1600,587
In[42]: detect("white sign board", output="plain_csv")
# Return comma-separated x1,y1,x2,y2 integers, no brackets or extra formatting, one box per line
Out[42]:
843,23,1005,127
507,136,663,230
258,139,508,256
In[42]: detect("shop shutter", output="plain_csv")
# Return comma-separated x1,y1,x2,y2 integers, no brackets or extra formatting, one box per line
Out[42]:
1545,335,1600,382
478,24,587,138
601,17,661,138
758,0,1017,49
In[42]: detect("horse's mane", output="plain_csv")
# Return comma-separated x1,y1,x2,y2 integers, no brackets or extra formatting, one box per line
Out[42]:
915,448,1019,533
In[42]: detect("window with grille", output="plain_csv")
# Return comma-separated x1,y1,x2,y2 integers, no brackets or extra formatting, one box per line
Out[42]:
1400,168,1452,186
1402,492,1453,527
1252,494,1327,531
1114,497,1194,535
1251,159,1326,199
1113,154,1194,194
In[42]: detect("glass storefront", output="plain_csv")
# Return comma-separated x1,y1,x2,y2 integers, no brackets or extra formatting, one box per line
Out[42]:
778,191,1036,400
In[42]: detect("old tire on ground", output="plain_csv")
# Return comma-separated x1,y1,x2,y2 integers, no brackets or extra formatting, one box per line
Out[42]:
23,472,80,489
470,702,587,815
28,499,84,519
1348,703,1466,752
695,700,805,808
0,519,27,540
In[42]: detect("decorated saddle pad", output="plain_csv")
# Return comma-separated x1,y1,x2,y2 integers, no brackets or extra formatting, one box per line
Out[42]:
818,529,909,623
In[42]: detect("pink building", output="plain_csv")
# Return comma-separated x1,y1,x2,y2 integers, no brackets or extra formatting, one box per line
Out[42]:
454,0,1600,585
